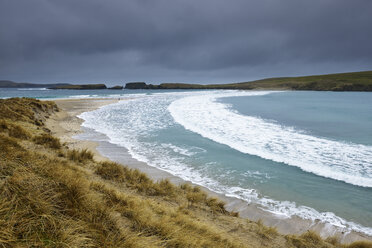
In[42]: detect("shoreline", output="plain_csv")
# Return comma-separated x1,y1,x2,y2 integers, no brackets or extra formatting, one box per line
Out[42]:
46,97,372,244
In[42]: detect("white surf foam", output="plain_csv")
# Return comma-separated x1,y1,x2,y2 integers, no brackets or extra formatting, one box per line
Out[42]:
78,90,372,236
17,88,49,90
168,92,372,188
161,143,206,157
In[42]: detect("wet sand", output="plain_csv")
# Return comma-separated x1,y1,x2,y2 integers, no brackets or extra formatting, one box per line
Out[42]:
45,98,372,244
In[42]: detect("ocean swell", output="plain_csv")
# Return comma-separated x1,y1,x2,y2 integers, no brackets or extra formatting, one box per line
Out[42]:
168,92,372,188
78,90,372,236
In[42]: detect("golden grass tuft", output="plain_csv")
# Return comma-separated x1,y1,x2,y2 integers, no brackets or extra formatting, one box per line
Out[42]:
95,161,179,198
0,134,23,161
0,119,8,130
346,241,372,248
285,230,336,248
325,236,340,246
255,220,278,240
33,133,62,149
67,148,94,162
8,124,30,139
0,120,30,139
155,178,176,197
186,188,207,207
206,197,229,214
95,161,129,181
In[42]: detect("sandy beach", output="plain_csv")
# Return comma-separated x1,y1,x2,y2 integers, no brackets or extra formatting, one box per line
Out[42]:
45,98,372,244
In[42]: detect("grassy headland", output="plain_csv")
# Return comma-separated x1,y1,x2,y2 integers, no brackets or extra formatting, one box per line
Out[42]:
0,98,371,247
3,70,372,91
0,80,70,89
0,81,124,90
125,71,372,91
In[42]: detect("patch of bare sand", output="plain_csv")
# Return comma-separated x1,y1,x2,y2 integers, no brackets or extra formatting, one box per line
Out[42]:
45,98,118,162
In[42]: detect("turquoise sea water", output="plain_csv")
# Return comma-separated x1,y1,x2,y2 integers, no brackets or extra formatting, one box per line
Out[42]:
0,87,181,99
2,88,371,235
223,91,372,145
220,92,372,222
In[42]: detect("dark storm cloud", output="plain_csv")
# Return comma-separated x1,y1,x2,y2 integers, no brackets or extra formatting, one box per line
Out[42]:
0,0,371,84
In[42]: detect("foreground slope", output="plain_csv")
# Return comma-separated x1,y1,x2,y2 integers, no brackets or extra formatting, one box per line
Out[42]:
0,98,371,247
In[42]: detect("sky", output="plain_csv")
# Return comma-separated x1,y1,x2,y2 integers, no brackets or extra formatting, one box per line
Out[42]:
0,0,371,86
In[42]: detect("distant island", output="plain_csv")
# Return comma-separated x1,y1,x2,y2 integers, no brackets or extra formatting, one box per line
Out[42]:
49,84,124,90
0,80,71,89
0,81,123,90
1,70,372,91
48,84,107,90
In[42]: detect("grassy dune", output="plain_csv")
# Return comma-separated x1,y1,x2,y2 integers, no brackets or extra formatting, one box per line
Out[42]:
0,98,371,247
158,71,372,91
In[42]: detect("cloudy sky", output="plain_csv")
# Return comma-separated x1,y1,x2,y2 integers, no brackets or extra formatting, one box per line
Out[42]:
0,0,371,85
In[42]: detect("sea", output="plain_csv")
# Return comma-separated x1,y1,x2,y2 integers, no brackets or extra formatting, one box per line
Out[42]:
1,88,371,236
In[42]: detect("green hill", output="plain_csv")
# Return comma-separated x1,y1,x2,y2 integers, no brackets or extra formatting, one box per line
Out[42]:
137,71,372,91
222,70,372,91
